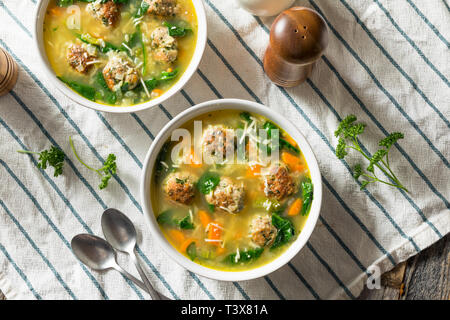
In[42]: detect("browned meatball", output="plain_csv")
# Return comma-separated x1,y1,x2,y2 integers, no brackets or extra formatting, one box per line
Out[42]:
102,52,139,92
164,172,196,205
67,43,97,74
205,177,244,213
145,0,179,16
87,0,120,27
150,27,178,63
202,125,235,164
263,165,296,201
250,215,277,247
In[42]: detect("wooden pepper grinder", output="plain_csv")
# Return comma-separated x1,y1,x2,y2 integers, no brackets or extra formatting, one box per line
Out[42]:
263,7,328,87
0,47,19,97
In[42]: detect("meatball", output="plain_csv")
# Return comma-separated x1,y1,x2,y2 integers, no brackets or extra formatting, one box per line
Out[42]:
205,177,244,213
145,0,179,17
263,165,296,201
86,0,120,27
250,215,278,247
163,172,196,205
67,43,97,74
202,125,235,164
102,52,139,92
150,27,178,63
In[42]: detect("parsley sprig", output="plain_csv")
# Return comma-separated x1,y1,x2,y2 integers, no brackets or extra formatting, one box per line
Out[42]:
69,137,117,189
18,146,65,177
335,115,408,192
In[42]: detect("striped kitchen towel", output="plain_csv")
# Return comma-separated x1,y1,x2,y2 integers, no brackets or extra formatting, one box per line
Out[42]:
0,0,449,299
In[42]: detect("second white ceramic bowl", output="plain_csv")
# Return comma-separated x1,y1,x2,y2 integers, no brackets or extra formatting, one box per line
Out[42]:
140,99,322,281
33,0,207,113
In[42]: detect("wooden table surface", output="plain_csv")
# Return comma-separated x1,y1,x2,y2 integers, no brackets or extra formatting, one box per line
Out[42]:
1,234,448,300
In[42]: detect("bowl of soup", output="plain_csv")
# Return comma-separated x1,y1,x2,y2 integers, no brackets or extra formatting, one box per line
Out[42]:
140,99,322,281
33,0,207,113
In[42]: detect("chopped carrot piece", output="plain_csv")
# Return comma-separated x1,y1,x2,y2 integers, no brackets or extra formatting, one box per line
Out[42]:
180,238,196,253
246,164,261,177
167,67,173,73
207,222,222,246
187,148,202,168
152,89,163,97
288,198,303,216
216,246,226,256
167,229,185,245
284,135,298,148
282,152,304,172
198,210,212,228
50,8,62,16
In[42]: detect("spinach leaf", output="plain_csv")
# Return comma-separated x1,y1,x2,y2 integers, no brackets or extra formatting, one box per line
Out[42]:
226,247,264,264
95,71,117,104
240,111,252,124
186,242,197,261
144,78,158,91
280,138,300,155
155,142,170,179
134,0,150,18
176,215,195,230
57,77,96,101
156,210,176,227
301,179,313,216
207,203,215,213
163,21,191,37
197,172,220,194
271,213,295,249
157,211,194,229
159,69,178,81
57,0,73,7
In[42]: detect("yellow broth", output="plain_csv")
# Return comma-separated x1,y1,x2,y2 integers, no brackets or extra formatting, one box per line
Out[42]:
151,110,313,271
43,0,197,106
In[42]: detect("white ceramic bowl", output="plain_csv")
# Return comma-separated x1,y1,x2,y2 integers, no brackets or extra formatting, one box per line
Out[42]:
140,99,322,281
33,0,207,113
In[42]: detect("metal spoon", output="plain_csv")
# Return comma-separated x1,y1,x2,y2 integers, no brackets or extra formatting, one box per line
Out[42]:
71,234,149,294
101,208,162,300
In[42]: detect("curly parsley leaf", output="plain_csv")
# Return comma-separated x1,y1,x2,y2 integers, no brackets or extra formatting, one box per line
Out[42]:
18,146,65,177
69,137,117,190
335,115,408,193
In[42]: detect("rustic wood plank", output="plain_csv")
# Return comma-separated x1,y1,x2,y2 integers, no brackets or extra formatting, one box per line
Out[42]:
360,234,449,300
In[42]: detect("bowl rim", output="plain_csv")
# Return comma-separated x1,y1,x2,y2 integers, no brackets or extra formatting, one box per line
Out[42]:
33,0,207,114
140,98,323,281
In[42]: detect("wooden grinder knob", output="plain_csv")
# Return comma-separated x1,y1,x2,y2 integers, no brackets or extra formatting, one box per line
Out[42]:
263,7,328,87
0,47,18,97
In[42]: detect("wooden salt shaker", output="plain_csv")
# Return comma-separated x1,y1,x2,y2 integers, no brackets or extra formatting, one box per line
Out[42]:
0,47,19,97
263,7,328,87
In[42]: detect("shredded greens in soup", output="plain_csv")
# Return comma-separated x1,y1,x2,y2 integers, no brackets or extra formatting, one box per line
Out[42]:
151,110,314,271
43,0,198,106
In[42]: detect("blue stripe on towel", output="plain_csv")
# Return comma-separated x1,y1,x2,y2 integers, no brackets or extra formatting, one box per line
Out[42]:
309,0,450,166
0,242,42,300
0,198,78,299
406,0,450,48
341,0,450,125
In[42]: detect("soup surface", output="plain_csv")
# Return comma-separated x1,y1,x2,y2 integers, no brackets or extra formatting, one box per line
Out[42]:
152,110,314,271
43,0,198,106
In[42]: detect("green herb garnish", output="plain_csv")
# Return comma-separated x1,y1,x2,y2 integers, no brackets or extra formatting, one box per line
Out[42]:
57,77,96,101
197,172,220,194
69,137,117,190
163,21,191,37
271,213,295,249
300,179,313,216
18,146,65,177
335,115,408,192
186,242,197,261
226,247,264,264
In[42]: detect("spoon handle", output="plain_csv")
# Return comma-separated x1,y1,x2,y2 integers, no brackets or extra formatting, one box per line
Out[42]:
113,263,150,294
131,251,162,300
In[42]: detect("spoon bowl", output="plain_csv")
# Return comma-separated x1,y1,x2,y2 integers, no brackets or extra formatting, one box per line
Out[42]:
71,234,116,271
101,208,137,253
